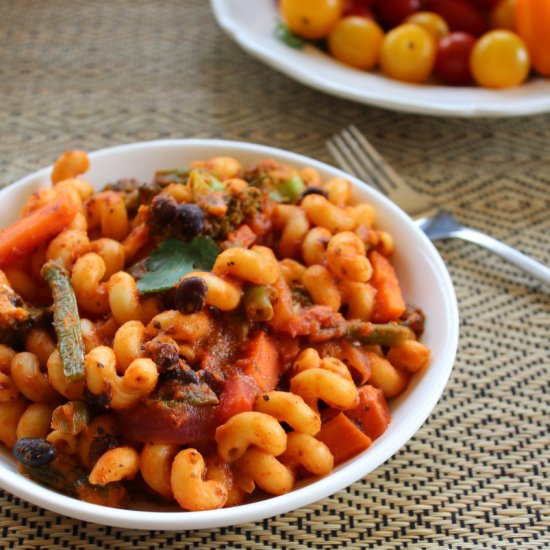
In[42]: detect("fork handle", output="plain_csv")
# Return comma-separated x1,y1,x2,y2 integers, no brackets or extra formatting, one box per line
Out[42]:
451,227,550,286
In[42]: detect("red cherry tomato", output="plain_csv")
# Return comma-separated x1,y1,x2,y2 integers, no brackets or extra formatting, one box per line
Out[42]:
374,0,423,29
467,0,500,9
489,0,517,32
435,32,476,85
425,0,487,36
344,0,375,17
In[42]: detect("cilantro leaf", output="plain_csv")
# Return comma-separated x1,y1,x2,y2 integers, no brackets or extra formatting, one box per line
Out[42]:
137,237,219,294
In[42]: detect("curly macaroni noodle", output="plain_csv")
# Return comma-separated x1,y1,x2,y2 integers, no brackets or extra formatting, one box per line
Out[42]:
171,449,228,511
84,346,158,410
254,391,321,436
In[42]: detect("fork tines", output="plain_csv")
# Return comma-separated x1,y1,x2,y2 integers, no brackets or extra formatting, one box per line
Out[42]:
327,126,397,197
326,125,431,216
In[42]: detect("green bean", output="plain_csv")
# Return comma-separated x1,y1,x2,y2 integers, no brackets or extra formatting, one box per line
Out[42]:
244,285,274,322
349,322,415,346
309,320,415,345
41,260,85,382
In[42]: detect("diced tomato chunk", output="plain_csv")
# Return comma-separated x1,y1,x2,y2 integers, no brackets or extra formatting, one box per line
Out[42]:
216,374,261,424
226,224,256,248
119,401,219,445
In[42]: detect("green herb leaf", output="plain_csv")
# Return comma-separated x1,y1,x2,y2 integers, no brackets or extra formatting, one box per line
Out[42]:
274,20,305,49
137,237,220,294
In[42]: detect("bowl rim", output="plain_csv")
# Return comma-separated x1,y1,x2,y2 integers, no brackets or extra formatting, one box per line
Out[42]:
0,138,459,530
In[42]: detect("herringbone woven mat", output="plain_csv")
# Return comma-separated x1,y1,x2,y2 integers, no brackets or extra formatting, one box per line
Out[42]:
1,1,549,548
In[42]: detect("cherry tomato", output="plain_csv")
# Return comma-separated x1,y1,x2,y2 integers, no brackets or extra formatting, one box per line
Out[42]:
489,0,516,31
470,30,530,88
328,16,384,69
467,0,500,9
343,0,375,17
516,0,550,76
425,0,487,36
380,23,437,83
280,0,344,39
374,0,423,29
435,32,476,85
406,11,450,40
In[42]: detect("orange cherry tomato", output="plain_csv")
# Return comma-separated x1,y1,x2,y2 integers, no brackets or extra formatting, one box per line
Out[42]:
380,23,436,83
470,30,530,88
515,0,550,76
405,11,450,41
328,16,384,69
280,0,344,40
489,0,516,32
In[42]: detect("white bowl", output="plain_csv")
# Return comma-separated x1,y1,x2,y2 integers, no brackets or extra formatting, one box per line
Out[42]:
0,139,459,530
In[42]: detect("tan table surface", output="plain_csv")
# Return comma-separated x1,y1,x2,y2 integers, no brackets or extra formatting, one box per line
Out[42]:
1,1,549,548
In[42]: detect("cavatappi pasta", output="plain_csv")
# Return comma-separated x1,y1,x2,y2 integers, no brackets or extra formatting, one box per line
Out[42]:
0,151,431,511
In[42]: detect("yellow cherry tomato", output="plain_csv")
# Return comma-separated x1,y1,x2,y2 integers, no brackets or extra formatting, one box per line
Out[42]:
380,24,437,84
405,12,450,41
280,0,344,40
470,30,530,88
328,16,384,70
489,0,517,32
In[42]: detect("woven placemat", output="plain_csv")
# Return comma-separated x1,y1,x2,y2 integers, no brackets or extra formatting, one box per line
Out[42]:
1,1,549,548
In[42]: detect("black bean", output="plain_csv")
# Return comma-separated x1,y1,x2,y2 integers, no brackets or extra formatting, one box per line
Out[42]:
172,203,205,238
83,386,112,408
149,342,180,372
300,187,328,199
175,276,208,314
13,438,56,467
172,363,201,384
160,361,201,385
152,195,178,225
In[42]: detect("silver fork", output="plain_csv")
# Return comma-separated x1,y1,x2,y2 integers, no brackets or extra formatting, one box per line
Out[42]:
327,125,550,286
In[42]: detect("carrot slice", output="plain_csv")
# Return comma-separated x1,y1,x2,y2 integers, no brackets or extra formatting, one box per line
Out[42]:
0,190,78,267
267,276,294,332
345,385,391,441
236,331,283,392
316,412,372,465
122,222,151,264
368,250,406,323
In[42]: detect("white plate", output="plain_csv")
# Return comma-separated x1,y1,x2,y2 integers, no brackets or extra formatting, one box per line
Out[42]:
210,0,550,118
0,139,458,529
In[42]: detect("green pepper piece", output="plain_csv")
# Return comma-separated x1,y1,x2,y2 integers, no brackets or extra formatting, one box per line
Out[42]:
279,175,305,202
23,456,127,508
51,401,90,435
244,285,274,322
